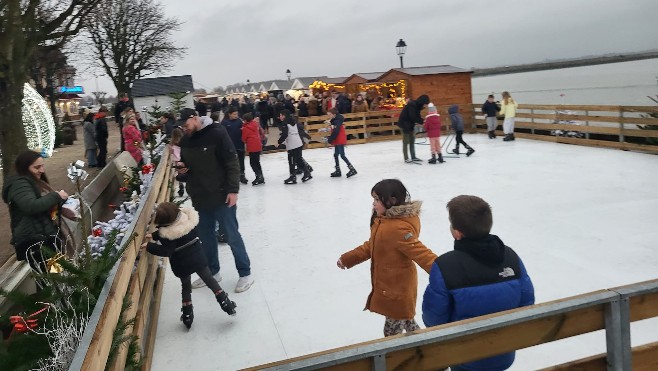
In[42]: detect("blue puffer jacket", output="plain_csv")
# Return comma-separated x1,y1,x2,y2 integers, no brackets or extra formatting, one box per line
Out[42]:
448,105,464,131
222,117,245,151
422,235,534,371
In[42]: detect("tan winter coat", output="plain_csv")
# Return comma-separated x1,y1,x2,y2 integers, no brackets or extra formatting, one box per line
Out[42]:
340,201,437,320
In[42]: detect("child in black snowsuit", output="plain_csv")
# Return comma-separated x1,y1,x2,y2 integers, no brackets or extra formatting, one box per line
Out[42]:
448,105,475,157
143,202,237,329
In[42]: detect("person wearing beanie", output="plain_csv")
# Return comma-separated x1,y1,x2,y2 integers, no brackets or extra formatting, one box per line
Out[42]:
448,105,475,157
424,103,445,164
397,94,430,164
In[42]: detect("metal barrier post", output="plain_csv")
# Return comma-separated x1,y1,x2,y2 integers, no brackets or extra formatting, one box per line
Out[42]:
531,108,535,135
619,109,625,143
604,297,632,371
372,353,386,371
585,110,590,140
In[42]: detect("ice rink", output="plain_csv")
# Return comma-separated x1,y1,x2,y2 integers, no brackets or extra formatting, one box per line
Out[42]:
151,134,658,370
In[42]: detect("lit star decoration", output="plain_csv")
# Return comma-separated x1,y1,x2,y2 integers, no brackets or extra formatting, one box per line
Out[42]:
22,83,56,157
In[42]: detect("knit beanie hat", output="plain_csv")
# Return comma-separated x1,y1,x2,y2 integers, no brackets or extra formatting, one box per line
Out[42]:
427,103,437,113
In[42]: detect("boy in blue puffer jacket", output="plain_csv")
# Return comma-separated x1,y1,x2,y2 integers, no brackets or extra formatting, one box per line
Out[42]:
448,105,475,157
422,195,534,371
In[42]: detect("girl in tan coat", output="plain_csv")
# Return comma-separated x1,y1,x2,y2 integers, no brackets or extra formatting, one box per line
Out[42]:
337,179,438,336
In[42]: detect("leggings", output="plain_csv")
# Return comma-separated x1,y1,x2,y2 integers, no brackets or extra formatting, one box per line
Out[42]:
333,145,352,167
287,147,307,175
384,317,420,337
454,130,469,148
180,266,223,303
429,137,441,154
249,151,263,176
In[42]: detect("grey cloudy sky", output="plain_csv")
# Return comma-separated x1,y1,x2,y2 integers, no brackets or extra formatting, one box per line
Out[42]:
79,0,658,96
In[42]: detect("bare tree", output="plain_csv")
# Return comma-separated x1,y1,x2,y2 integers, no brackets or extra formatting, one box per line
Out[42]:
85,0,185,98
0,0,103,175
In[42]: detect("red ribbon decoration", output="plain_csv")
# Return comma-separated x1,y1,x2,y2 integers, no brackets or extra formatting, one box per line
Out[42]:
141,164,152,175
9,304,49,334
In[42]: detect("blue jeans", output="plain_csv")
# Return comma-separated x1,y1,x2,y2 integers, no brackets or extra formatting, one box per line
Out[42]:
86,149,97,167
197,205,251,277
333,145,352,168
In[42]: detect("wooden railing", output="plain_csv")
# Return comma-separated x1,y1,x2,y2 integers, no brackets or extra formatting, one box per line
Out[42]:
245,279,658,371
470,104,658,153
68,149,172,371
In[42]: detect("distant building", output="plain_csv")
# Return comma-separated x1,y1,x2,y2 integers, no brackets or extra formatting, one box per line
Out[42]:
132,75,194,123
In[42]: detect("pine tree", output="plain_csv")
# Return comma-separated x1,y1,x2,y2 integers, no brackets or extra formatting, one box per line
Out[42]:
168,92,188,114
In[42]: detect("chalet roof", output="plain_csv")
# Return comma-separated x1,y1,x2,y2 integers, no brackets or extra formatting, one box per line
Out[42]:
323,77,349,84
387,65,471,76
291,76,327,89
132,75,194,98
349,72,386,81
269,80,294,90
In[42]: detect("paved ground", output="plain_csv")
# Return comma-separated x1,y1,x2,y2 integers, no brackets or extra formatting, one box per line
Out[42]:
0,123,122,265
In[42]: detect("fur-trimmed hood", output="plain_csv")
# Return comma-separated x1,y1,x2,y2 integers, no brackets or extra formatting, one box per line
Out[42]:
384,201,422,218
157,207,199,240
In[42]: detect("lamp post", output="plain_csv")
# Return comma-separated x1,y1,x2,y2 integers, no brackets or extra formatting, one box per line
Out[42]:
286,69,291,81
395,39,407,68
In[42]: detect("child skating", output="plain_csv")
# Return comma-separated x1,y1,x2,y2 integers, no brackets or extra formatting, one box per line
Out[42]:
423,103,445,164
241,113,266,185
337,179,437,337
448,104,475,156
143,202,237,329
327,107,357,177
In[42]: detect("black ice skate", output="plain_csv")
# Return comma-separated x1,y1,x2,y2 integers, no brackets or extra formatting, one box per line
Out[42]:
252,175,265,186
216,291,237,316
301,173,313,182
330,166,341,177
452,148,461,155
181,304,194,329
240,173,248,184
466,147,475,157
346,165,357,178
503,134,513,141
438,154,446,163
428,154,437,164
284,175,297,184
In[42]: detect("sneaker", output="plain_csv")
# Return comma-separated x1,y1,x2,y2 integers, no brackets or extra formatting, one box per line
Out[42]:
404,159,413,163
235,275,254,293
191,273,222,289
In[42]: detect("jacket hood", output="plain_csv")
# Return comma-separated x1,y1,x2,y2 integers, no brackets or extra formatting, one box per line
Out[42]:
199,116,213,129
454,234,506,266
416,95,430,107
384,200,422,218
157,207,199,240
448,105,459,114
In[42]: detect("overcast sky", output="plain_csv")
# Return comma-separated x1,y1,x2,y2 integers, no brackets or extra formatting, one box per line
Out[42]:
77,0,658,97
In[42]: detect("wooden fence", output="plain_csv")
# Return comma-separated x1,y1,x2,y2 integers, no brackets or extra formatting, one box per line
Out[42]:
295,104,658,155
245,279,658,371
68,149,172,371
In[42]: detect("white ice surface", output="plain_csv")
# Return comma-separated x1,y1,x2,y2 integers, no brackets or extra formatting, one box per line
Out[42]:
151,134,658,370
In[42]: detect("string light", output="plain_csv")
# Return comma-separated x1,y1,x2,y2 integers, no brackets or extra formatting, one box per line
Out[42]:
309,80,345,91
22,83,56,157
358,79,407,107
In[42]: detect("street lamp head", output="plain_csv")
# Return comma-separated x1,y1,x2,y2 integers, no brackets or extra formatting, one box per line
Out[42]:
396,39,407,56
286,69,292,81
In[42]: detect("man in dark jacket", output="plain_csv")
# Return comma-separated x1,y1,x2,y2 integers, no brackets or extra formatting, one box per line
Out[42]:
222,106,248,184
176,108,254,293
114,93,134,152
397,94,429,163
423,195,534,371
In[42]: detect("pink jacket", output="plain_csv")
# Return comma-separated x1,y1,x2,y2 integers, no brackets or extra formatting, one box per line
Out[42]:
123,125,143,163
170,144,181,162
423,114,442,138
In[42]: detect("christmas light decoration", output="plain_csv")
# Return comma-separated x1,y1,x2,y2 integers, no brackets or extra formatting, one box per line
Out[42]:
22,83,56,157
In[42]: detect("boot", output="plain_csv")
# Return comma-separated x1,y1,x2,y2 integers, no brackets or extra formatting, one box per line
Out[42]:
503,134,512,141
488,131,494,139
452,146,460,155
302,159,314,173
240,173,248,184
301,172,313,182
252,175,265,186
216,291,237,316
428,154,437,164
346,165,357,178
284,175,297,184
181,304,194,329
466,146,475,157
330,166,341,177
510,133,515,141
492,131,497,138
438,154,445,163
178,183,185,197
295,167,304,175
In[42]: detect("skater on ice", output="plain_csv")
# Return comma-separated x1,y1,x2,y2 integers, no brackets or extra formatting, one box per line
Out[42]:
499,91,518,141
397,94,430,164
422,195,535,370
143,202,237,329
278,109,313,184
327,107,358,178
448,104,475,156
423,103,445,164
482,94,501,139
337,179,438,336
241,113,266,186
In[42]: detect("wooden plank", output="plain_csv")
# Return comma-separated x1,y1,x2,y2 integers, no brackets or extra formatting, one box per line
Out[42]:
142,263,167,371
621,106,658,114
629,291,658,321
383,305,606,370
521,104,621,111
516,122,621,135
620,116,658,126
107,276,141,371
538,341,658,371
80,240,139,370
622,128,658,139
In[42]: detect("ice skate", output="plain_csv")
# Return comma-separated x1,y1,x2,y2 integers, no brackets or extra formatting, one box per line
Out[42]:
330,166,341,177
428,154,437,164
240,173,248,184
346,165,357,178
466,147,475,157
301,173,313,182
438,154,446,163
284,175,297,184
216,291,237,316
181,304,194,329
252,175,265,186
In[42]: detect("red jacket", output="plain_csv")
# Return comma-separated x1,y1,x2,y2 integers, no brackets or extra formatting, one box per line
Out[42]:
328,114,347,145
241,120,263,153
423,113,442,138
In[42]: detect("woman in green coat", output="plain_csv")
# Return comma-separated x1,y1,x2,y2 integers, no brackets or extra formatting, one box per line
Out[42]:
2,150,68,272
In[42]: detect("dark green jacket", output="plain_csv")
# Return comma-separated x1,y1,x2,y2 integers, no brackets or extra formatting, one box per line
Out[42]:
2,175,62,258
179,122,240,211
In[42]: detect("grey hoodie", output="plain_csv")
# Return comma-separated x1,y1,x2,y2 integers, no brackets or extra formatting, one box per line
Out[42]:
449,105,464,131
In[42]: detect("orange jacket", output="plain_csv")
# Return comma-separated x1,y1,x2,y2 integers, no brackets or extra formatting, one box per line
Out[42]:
340,201,438,320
